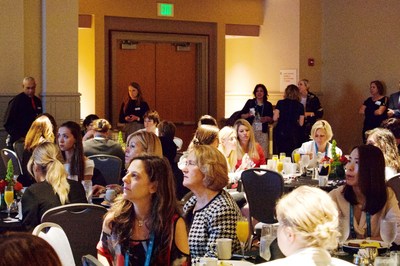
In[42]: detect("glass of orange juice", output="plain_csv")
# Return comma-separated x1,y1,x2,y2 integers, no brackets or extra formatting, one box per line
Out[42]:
277,161,284,173
236,216,249,260
293,152,301,164
4,186,14,220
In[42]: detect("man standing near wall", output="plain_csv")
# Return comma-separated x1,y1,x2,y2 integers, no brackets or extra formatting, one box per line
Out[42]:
3,77,42,147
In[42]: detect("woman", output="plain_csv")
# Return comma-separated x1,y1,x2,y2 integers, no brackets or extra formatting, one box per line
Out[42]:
188,124,219,150
20,115,56,186
21,142,87,231
260,186,353,266
359,80,388,143
273,84,305,156
298,79,323,143
329,145,400,243
298,120,342,167
240,84,273,157
118,82,150,138
142,110,160,135
182,145,241,262
97,155,190,265
218,126,238,173
82,114,99,141
366,127,400,180
58,121,94,182
0,232,62,266
234,119,266,170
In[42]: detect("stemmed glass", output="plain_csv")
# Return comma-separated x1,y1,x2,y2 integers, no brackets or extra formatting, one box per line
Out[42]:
334,217,350,256
236,216,249,260
4,186,14,221
300,154,310,176
380,219,397,256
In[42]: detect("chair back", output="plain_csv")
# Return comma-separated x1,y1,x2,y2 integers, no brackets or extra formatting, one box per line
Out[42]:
88,154,122,185
32,222,76,266
241,168,284,225
41,203,107,266
0,148,23,176
173,137,183,151
82,254,103,266
387,174,400,208
12,139,25,162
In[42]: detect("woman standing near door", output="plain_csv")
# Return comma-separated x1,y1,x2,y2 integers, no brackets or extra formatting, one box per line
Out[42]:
119,82,150,139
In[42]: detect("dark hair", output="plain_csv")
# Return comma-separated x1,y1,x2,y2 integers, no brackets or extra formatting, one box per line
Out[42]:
253,84,268,101
83,114,99,128
59,121,85,181
343,145,387,215
158,120,176,139
371,80,384,95
123,82,144,112
144,110,160,125
109,155,178,262
198,115,218,127
0,232,61,266
381,118,400,139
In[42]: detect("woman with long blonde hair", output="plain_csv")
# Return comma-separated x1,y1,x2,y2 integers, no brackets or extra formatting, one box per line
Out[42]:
218,126,238,173
234,119,265,170
21,142,87,230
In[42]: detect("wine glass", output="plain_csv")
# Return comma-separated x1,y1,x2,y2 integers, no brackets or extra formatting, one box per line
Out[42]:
4,186,14,221
301,154,310,176
380,219,397,256
236,216,249,260
334,218,350,256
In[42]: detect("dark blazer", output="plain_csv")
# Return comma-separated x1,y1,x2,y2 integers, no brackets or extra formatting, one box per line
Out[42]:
389,91,400,118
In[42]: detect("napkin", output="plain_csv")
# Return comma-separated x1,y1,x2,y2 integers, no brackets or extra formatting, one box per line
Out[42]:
3,218,20,223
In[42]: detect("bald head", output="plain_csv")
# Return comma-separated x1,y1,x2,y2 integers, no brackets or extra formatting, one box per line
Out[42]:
22,77,36,97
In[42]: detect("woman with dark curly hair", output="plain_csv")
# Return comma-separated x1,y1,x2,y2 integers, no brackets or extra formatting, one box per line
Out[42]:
97,155,190,265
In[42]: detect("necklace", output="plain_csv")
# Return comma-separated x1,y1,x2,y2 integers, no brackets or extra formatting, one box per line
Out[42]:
136,217,148,227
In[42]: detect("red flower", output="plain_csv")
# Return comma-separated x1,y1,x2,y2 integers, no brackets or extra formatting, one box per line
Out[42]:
13,182,23,191
0,180,6,193
339,155,348,164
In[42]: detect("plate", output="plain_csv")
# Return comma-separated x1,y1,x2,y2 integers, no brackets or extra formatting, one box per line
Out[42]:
218,260,254,266
342,239,388,254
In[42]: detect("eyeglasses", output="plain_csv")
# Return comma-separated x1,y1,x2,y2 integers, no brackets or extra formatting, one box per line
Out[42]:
178,159,197,169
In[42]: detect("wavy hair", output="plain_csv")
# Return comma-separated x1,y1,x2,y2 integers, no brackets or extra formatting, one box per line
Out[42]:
277,186,339,250
144,110,160,125
365,128,400,172
218,126,238,173
27,142,70,204
126,131,163,157
24,115,55,151
188,125,219,150
233,119,259,161
59,121,85,181
107,155,178,261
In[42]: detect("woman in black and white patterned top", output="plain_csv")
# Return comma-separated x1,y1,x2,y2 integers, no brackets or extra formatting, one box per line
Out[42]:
182,145,241,263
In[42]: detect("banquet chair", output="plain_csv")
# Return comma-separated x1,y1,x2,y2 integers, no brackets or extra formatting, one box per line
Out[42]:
32,222,75,266
88,154,122,185
387,174,400,208
1,148,23,176
41,203,107,266
241,168,284,234
82,254,103,266
12,139,25,162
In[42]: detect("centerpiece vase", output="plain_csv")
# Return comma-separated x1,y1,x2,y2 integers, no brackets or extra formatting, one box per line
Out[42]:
329,163,345,180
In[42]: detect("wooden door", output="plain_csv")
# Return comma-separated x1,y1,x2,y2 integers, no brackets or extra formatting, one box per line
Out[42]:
113,41,197,150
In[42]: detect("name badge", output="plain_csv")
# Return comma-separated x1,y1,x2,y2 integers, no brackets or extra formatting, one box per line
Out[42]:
135,107,141,110
254,122,262,131
375,101,381,105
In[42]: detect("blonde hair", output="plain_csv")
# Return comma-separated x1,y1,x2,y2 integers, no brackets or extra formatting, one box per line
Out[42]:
92,119,111,133
218,126,237,173
27,142,70,205
365,128,400,172
233,119,259,160
277,186,339,250
126,131,163,158
188,125,219,150
24,116,55,151
310,120,333,141
190,145,228,191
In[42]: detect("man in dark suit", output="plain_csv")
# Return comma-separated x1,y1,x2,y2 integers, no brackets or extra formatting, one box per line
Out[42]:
3,77,42,147
388,81,400,118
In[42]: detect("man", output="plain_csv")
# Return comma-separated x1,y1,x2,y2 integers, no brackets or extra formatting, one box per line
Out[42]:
388,81,400,118
3,77,42,147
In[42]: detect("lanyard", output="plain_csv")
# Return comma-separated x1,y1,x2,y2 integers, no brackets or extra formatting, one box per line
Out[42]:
314,142,328,157
125,232,155,266
254,100,264,116
350,204,371,239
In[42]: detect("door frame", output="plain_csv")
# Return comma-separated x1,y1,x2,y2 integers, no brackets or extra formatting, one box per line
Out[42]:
110,31,209,127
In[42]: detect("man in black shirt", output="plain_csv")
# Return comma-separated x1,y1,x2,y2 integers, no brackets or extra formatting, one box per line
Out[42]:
3,77,42,147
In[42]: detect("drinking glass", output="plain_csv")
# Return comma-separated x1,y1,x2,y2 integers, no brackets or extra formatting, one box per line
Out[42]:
4,186,14,220
334,218,350,256
236,217,249,260
276,161,283,173
301,154,310,175
380,219,397,256
293,152,301,164
260,224,277,261
279,152,286,160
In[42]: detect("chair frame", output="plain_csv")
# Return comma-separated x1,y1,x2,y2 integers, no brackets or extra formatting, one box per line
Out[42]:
88,154,122,185
1,148,23,176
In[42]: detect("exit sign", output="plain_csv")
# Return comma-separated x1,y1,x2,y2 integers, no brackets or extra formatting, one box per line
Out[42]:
157,3,174,17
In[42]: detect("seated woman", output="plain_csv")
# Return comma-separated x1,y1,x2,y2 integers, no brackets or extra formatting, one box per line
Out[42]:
329,145,400,243
298,120,342,167
218,126,238,174
140,110,160,135
181,145,241,262
21,142,87,231
260,186,353,266
82,114,99,141
234,119,266,170
82,118,125,162
97,155,190,265
365,127,400,180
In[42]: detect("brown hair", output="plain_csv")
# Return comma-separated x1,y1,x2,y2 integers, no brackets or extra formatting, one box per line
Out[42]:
92,118,112,133
144,110,160,125
123,82,144,112
284,84,300,101
0,232,62,266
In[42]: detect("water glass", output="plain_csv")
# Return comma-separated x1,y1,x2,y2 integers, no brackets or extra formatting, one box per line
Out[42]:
81,180,93,203
260,224,277,261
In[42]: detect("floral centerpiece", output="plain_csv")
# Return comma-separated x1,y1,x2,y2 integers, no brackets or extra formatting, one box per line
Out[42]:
320,140,348,180
0,160,23,195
